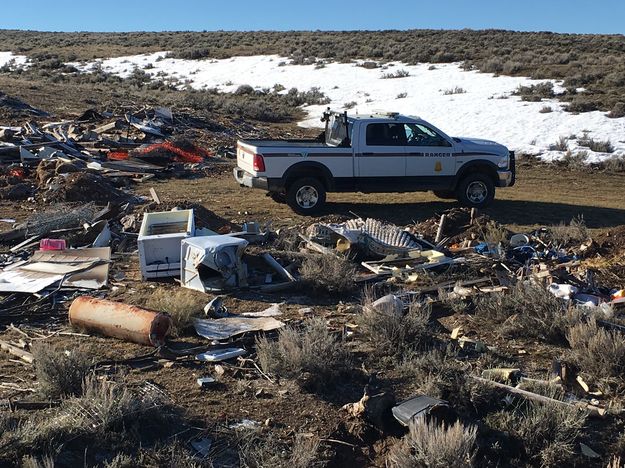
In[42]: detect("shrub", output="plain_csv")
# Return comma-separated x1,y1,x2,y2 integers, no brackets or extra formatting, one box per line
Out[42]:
560,150,588,168
299,254,356,295
577,132,614,152
396,92,407,99
485,402,586,467
514,82,554,101
381,69,410,79
602,156,625,172
32,342,90,399
474,284,580,343
256,318,349,389
235,84,255,95
343,101,357,109
443,86,466,95
547,216,588,245
358,293,431,357
567,318,625,387
480,220,510,245
565,97,598,113
539,105,553,113
608,102,625,118
387,420,477,468
549,136,569,151
358,61,378,69
143,287,206,334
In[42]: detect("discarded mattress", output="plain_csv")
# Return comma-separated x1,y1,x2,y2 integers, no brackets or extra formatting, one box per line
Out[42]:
181,235,248,292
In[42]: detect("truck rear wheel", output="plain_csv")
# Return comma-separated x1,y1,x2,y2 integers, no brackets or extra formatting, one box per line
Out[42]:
286,178,326,215
456,173,495,208
433,190,456,200
269,192,286,204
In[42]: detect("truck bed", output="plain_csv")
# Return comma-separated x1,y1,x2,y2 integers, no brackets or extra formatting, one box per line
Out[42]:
240,139,332,148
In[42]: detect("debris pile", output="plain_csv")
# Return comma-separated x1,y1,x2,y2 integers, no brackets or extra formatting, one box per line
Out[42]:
0,108,220,204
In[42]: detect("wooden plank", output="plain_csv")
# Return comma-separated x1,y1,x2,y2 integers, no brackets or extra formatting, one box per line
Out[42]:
149,187,161,205
0,339,34,363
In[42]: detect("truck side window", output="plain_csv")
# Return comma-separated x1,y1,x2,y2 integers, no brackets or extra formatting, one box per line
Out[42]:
366,123,407,146
405,124,451,147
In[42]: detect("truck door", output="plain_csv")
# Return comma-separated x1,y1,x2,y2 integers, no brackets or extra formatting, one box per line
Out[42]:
356,122,407,191
404,123,455,179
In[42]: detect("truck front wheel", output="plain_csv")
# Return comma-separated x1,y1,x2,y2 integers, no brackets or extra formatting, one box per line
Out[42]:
286,178,326,215
456,173,495,208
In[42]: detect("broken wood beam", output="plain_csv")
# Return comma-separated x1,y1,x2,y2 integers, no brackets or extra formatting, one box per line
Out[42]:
0,339,34,363
435,214,447,244
470,376,606,417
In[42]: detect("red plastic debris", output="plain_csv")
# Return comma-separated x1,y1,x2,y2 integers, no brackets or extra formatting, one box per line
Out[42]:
134,141,212,164
39,239,67,251
8,167,25,179
108,151,129,160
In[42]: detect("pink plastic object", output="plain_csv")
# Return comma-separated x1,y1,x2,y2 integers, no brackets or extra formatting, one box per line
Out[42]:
39,239,67,251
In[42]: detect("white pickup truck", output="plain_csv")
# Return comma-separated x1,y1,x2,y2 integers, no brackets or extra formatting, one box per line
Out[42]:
234,110,515,215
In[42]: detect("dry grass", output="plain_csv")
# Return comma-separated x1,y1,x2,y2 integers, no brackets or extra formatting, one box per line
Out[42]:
256,318,349,390
387,420,477,468
21,455,55,468
358,292,431,357
0,376,177,464
31,342,90,399
143,287,206,334
485,401,586,467
299,253,356,295
567,318,625,389
480,220,510,246
238,430,322,468
474,284,581,343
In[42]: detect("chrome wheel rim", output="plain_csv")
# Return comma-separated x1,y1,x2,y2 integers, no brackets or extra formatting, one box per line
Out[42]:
466,181,488,204
295,185,318,208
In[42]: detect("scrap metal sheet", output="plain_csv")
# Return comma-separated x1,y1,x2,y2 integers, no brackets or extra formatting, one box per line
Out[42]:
0,247,110,293
193,316,284,340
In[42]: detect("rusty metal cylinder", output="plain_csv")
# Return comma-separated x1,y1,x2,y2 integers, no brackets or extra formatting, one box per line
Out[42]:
69,296,172,347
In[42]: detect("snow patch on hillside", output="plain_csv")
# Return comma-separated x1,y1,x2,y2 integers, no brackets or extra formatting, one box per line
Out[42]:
72,53,625,163
0,52,29,70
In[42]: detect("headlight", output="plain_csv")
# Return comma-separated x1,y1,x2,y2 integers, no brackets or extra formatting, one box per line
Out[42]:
497,156,509,169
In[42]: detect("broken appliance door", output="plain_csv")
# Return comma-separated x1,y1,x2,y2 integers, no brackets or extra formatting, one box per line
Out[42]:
181,235,248,292
137,209,195,279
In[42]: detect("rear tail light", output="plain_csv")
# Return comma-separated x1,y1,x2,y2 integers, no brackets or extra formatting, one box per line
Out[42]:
253,154,265,172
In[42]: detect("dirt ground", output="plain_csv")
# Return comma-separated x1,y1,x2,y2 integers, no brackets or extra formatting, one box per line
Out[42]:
0,156,624,466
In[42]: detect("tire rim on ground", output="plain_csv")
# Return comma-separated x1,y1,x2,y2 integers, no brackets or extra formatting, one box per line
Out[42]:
295,185,319,208
466,181,488,204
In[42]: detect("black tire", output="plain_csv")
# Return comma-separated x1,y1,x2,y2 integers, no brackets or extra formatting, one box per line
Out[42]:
456,173,495,208
433,190,456,200
270,192,286,204
286,178,326,215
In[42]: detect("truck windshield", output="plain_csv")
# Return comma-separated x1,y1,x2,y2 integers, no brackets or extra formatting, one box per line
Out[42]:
325,114,352,147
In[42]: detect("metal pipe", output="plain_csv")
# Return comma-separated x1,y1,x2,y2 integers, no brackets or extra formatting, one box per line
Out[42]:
68,296,171,347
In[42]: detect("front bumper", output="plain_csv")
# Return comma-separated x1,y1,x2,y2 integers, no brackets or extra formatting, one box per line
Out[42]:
497,169,514,187
497,151,516,187
233,167,268,190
